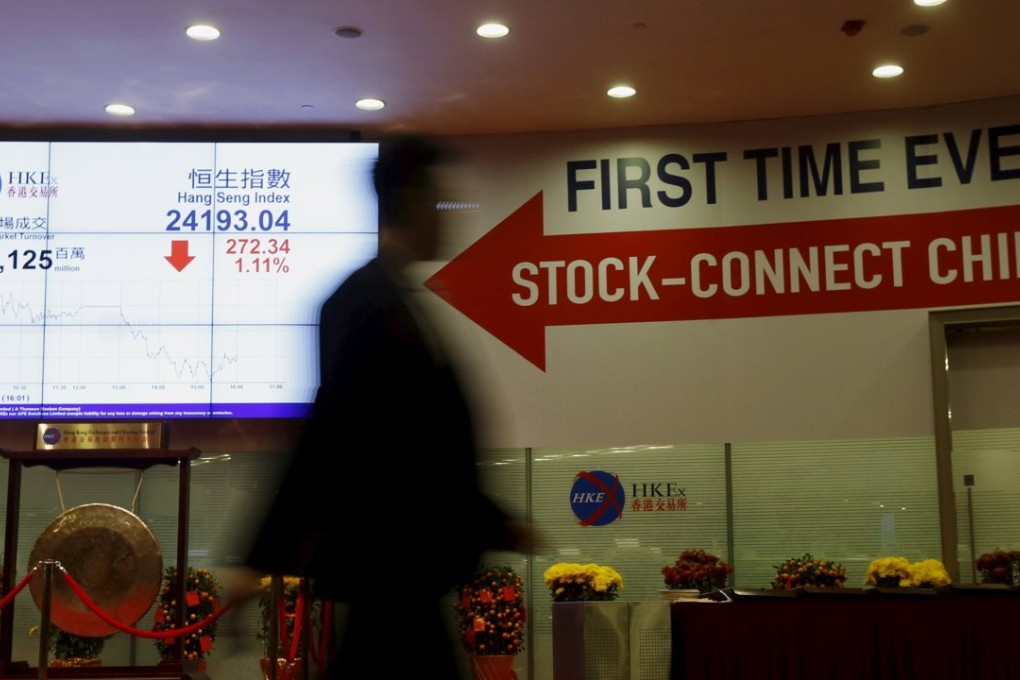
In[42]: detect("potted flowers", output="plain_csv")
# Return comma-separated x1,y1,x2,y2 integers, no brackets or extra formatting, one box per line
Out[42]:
29,625,109,667
661,548,733,598
257,575,322,680
864,556,914,587
906,559,952,587
976,550,1020,586
864,557,951,589
543,562,623,602
453,565,526,680
151,566,220,665
770,553,847,589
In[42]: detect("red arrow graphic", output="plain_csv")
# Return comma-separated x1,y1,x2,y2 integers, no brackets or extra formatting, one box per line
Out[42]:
165,240,195,272
425,192,1020,371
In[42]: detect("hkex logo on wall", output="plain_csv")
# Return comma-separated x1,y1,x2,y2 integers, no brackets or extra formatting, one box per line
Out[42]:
570,471,690,526
569,470,625,526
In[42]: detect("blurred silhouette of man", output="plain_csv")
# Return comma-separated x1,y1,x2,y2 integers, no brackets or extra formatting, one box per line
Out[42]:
243,135,533,679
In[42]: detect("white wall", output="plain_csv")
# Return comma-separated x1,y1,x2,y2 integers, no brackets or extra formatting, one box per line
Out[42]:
407,97,1020,448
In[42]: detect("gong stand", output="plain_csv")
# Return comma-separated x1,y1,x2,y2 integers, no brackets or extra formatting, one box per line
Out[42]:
0,447,203,679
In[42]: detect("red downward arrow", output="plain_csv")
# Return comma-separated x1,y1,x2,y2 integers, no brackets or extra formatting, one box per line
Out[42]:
165,240,195,272
425,192,1020,372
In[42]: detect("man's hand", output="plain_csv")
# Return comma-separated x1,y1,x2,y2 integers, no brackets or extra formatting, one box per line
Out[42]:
221,566,266,608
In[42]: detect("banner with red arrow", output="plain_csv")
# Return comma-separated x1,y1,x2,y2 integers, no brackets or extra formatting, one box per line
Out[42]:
426,192,1020,371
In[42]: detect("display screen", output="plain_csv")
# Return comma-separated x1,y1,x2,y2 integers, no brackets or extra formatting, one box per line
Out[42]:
0,139,378,419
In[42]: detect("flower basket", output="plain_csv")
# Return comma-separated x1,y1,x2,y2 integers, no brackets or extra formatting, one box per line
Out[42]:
543,562,623,602
976,550,1020,586
257,574,328,679
151,566,220,663
453,565,526,657
864,556,914,587
30,625,109,666
864,557,951,589
260,656,305,680
470,654,519,680
904,558,952,587
661,549,732,594
770,553,847,589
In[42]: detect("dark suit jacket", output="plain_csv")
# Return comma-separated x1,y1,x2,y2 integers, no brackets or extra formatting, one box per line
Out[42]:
245,256,510,602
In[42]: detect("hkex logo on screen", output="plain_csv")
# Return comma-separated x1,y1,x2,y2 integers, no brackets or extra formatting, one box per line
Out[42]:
569,470,625,526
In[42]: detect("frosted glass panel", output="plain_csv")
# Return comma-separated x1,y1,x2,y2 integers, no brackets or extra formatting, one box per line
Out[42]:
952,427,1020,583
731,437,941,588
530,444,728,625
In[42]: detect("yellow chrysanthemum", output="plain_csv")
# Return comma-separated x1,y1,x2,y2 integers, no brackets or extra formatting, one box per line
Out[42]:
907,559,951,587
864,557,913,586
543,562,623,601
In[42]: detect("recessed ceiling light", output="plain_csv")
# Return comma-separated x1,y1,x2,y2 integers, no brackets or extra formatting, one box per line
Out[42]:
186,24,220,41
872,64,904,78
105,103,135,116
356,98,386,111
477,23,509,38
607,85,636,98
914,0,946,6
334,26,363,39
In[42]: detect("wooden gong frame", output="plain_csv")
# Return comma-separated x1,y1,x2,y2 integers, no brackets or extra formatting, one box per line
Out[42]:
0,446,204,679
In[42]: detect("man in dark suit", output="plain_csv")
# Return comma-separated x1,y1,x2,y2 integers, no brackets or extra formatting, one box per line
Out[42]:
243,135,532,679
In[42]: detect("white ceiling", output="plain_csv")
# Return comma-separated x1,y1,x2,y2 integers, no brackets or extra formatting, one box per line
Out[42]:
4,0,1019,137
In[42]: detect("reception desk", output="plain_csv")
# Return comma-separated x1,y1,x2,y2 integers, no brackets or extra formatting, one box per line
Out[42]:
670,588,1020,680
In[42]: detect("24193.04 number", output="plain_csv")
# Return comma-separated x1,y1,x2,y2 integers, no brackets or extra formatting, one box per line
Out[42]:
166,209,290,232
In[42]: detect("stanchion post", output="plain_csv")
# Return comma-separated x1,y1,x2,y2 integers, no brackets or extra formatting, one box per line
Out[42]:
269,574,281,680
37,560,54,680
965,475,978,583
300,579,311,680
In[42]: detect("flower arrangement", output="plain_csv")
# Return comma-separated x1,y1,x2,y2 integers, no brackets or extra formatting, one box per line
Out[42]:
770,553,847,589
543,562,623,602
863,556,914,587
257,575,320,659
864,556,951,588
661,549,733,593
29,625,109,666
453,565,526,656
976,549,1020,586
152,566,220,662
907,559,951,587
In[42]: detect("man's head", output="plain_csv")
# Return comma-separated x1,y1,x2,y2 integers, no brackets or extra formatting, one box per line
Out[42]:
373,135,446,260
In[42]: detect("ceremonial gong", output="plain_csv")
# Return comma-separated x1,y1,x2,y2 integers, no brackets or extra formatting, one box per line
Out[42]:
28,503,163,637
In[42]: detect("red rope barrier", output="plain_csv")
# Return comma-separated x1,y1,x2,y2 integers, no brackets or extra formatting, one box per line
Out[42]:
9,563,330,672
61,569,234,640
0,568,39,612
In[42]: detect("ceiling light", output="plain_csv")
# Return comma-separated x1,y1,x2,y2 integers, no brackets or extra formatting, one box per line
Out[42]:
914,0,947,6
186,24,220,41
872,64,904,78
607,85,636,98
477,23,509,38
334,26,363,39
356,98,386,111
104,103,135,116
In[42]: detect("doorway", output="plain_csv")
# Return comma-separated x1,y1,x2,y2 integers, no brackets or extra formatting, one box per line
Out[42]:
929,305,1020,582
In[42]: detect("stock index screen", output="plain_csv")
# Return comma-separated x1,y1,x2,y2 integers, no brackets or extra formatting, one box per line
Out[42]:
0,139,378,419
